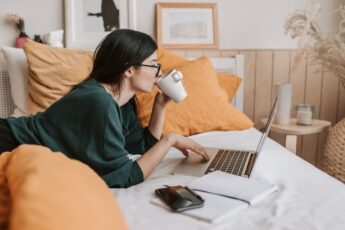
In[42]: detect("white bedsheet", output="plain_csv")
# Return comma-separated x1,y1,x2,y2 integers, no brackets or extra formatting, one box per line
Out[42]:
111,128,345,230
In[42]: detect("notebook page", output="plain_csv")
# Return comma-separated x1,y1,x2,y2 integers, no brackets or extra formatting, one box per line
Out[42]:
188,171,279,205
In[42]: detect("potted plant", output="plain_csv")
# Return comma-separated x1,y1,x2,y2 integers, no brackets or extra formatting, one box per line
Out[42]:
7,13,29,48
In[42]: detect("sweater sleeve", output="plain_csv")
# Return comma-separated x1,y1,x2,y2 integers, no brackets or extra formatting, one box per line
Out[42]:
123,101,159,155
97,102,144,188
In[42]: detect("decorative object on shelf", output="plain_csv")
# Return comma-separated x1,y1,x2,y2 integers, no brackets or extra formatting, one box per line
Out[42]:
33,34,44,44
156,3,219,49
274,83,292,125
296,104,315,126
42,30,64,48
7,12,29,48
322,117,345,183
284,3,345,88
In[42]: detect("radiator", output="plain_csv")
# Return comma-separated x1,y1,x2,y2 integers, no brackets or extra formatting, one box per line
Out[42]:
0,57,15,118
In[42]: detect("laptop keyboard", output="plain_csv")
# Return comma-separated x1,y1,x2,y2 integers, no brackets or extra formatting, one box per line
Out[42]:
205,150,250,175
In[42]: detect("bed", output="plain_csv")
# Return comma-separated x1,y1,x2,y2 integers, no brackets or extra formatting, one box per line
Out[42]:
112,129,345,229
110,55,345,230
0,48,344,230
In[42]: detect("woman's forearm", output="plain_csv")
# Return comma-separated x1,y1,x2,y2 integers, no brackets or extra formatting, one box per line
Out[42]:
148,104,166,139
137,134,174,179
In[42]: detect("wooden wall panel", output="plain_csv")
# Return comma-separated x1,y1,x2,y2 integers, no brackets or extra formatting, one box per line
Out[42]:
240,51,256,121
271,50,291,147
289,51,307,155
320,72,339,124
301,55,323,164
289,51,307,118
254,51,273,128
317,72,340,166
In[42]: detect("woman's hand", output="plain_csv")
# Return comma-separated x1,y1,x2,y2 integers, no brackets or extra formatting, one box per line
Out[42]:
153,90,171,109
166,133,210,161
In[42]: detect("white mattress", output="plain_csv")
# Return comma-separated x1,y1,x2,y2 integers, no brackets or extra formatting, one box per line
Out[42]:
111,128,345,230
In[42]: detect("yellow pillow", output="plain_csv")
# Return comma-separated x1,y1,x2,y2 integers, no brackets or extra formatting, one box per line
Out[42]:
157,48,186,73
0,145,127,230
24,40,93,115
135,57,253,136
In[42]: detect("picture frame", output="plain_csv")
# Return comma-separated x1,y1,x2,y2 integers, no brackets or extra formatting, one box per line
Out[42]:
65,0,137,50
156,3,219,49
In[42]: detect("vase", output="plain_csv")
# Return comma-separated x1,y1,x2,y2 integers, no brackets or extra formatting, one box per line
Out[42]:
15,36,28,48
274,83,292,125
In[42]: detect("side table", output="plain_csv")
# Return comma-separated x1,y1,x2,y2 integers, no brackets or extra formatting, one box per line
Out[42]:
260,118,331,154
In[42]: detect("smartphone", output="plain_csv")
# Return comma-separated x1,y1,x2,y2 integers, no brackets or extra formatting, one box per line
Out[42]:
155,185,204,212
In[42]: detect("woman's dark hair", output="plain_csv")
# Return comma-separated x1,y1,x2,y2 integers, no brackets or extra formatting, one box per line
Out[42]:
89,29,157,93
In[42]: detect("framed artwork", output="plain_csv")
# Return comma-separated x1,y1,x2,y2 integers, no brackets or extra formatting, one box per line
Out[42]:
65,0,137,50
156,3,219,49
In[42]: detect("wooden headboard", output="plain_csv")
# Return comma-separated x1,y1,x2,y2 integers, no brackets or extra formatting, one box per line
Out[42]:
209,55,244,112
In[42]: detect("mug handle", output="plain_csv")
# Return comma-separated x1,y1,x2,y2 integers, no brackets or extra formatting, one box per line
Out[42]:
172,71,183,82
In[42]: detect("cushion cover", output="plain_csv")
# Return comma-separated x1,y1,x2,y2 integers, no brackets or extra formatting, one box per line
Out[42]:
23,41,93,115
0,144,127,230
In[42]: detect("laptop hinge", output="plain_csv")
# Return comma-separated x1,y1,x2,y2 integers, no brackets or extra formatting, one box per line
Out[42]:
244,154,256,177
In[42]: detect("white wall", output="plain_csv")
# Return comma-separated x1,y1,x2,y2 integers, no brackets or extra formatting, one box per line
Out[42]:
137,0,342,49
0,0,64,47
0,0,342,49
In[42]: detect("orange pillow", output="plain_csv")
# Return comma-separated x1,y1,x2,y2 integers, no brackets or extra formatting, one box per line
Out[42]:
157,48,186,73
24,40,94,115
217,72,241,101
135,57,253,136
0,145,127,230
158,48,241,102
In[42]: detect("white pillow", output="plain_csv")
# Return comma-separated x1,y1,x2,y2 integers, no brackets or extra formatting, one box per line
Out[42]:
2,47,29,116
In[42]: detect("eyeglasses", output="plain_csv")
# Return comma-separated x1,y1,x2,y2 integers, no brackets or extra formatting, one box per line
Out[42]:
135,63,161,77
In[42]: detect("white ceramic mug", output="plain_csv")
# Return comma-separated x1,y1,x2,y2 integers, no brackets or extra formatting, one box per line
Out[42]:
156,69,187,103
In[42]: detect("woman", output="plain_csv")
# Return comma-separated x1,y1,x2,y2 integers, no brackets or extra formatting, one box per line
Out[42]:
0,29,209,188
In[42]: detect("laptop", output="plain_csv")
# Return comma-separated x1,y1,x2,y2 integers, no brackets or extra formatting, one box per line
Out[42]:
173,97,279,178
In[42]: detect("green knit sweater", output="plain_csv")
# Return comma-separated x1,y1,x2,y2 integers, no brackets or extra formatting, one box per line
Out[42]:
7,78,158,188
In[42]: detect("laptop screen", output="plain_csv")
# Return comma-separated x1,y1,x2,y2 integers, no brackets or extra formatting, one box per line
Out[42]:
255,97,279,153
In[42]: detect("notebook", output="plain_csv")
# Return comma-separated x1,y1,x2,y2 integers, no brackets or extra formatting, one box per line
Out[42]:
188,171,279,205
152,171,279,223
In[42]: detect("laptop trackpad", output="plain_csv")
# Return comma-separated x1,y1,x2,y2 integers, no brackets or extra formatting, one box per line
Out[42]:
173,148,217,177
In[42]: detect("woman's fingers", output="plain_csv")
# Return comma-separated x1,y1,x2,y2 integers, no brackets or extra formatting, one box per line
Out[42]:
191,144,209,161
180,149,189,157
172,134,209,161
155,90,172,105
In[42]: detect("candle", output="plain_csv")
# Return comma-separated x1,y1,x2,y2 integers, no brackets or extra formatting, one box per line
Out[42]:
296,104,314,125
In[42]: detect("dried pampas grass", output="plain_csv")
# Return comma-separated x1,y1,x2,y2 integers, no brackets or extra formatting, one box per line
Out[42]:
285,4,345,88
